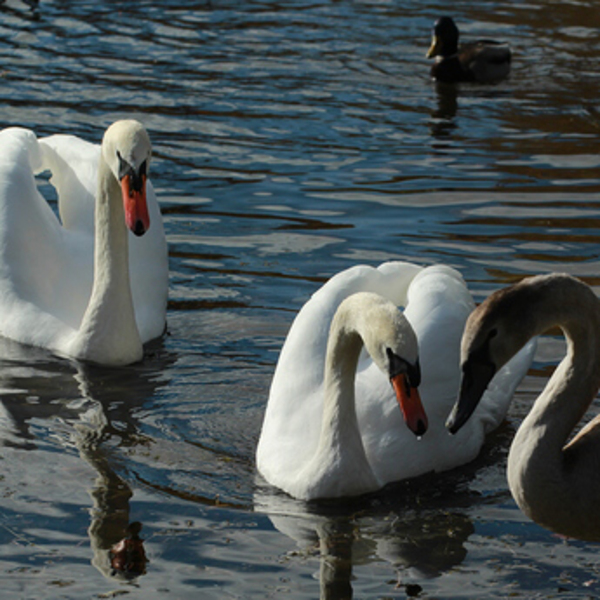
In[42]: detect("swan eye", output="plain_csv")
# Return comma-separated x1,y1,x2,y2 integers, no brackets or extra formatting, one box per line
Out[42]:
386,349,421,388
117,153,146,192
117,150,131,180
407,360,421,388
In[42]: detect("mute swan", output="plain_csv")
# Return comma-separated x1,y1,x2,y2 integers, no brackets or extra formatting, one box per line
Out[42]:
256,262,535,500
447,273,600,541
426,16,511,84
0,120,168,365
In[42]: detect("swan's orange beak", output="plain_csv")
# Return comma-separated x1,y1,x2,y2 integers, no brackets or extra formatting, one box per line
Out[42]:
391,373,428,437
121,173,150,237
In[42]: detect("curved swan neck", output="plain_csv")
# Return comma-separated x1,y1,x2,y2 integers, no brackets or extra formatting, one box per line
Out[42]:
320,293,418,450
507,275,600,534
322,321,363,448
299,298,382,498
75,154,142,365
512,276,600,444
317,295,389,473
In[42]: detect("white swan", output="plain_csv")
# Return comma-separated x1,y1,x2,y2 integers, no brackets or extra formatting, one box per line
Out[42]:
447,273,600,541
0,120,168,365
256,262,535,500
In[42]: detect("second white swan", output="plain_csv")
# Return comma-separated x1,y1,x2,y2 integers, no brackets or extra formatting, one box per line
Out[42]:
256,262,535,500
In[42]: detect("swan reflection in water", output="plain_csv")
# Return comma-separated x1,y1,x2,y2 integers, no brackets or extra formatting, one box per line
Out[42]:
73,354,178,581
74,395,148,581
0,336,173,582
255,477,475,599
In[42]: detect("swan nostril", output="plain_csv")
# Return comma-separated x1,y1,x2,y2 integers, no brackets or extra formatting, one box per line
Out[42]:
133,220,146,237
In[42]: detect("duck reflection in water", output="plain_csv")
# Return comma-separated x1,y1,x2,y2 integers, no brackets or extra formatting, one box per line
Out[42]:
110,522,147,577
429,84,458,140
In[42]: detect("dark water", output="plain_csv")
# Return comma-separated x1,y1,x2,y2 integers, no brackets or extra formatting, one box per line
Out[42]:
0,1,600,598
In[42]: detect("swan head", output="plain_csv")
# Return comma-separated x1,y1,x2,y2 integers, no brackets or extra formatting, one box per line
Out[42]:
341,292,428,436
447,279,536,434
102,120,152,237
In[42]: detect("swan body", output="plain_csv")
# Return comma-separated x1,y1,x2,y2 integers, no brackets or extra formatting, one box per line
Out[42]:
447,273,600,541
426,16,511,84
256,262,535,500
0,121,168,365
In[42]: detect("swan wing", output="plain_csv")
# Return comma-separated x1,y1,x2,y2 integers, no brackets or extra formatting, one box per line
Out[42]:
0,128,81,349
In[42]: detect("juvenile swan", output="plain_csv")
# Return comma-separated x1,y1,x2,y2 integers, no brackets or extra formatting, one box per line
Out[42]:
447,273,600,541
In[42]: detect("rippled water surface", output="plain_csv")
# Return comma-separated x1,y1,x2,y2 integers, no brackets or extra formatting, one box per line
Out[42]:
1,1,600,598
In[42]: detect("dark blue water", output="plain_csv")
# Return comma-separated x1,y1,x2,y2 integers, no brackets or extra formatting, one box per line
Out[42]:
0,1,599,598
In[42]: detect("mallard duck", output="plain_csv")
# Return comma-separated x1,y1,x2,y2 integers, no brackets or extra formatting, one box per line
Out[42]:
426,16,511,84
